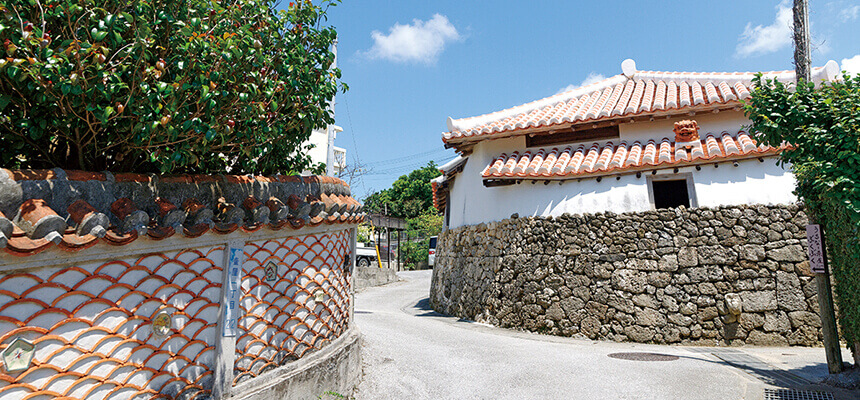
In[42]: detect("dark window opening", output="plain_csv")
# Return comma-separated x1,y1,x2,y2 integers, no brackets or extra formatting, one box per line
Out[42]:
652,179,690,209
526,125,620,148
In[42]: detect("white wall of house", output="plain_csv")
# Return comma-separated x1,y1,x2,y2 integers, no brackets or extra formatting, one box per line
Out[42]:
446,111,797,228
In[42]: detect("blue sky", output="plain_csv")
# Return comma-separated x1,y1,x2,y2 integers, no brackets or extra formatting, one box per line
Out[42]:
313,0,860,200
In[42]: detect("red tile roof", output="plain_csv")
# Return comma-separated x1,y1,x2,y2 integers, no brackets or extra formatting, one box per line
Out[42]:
443,60,841,147
430,156,467,213
0,170,364,257
481,131,785,181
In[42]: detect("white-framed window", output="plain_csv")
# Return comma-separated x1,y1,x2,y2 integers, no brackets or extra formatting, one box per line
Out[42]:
646,173,698,209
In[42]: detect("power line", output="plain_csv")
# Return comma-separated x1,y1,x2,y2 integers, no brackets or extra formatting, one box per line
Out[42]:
342,93,369,197
363,148,452,166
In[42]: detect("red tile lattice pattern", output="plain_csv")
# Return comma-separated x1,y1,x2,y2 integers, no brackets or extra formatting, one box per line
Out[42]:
234,230,350,384
0,247,224,400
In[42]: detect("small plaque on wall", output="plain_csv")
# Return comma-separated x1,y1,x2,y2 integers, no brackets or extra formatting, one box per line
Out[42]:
2,337,35,373
152,311,173,338
264,262,278,282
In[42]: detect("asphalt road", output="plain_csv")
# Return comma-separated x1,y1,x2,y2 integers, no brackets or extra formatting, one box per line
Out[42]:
355,270,762,399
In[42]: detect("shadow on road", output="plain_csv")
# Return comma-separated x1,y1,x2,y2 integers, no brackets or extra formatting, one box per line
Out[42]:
411,297,447,318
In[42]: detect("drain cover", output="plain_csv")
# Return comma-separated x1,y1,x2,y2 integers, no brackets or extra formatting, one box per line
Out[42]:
607,352,679,361
763,389,833,400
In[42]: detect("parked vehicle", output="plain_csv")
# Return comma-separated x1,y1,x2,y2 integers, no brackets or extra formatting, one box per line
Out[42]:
428,236,437,268
356,242,378,267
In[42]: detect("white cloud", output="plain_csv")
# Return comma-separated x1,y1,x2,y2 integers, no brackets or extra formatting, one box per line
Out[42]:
840,5,860,22
842,54,860,76
557,73,606,94
363,14,460,65
735,1,793,58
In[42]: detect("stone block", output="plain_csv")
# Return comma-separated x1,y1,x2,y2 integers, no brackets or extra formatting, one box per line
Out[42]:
546,303,565,321
699,307,719,321
763,311,790,332
626,258,658,271
635,308,667,327
787,311,821,329
767,245,805,262
668,313,693,326
746,330,789,346
776,271,807,312
697,246,738,265
647,272,672,288
658,255,679,271
632,294,657,309
739,244,766,261
611,269,647,294
678,247,698,267
580,316,601,339
740,291,777,312
624,325,655,342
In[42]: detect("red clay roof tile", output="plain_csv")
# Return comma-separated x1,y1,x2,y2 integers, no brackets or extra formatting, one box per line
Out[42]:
481,130,784,181
444,61,840,146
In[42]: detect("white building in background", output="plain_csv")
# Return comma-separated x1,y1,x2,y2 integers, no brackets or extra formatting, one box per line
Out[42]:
303,39,346,177
432,59,842,229
305,124,346,176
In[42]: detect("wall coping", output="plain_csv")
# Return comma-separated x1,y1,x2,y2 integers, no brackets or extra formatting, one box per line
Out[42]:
0,168,364,258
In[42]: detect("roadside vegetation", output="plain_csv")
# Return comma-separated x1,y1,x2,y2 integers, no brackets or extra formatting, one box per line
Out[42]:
0,0,344,174
745,71,860,365
363,162,443,268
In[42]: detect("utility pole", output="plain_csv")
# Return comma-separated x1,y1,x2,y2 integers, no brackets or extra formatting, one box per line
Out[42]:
793,0,811,82
794,0,843,374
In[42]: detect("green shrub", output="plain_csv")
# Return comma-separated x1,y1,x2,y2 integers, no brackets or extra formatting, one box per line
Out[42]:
399,238,428,270
745,72,860,355
0,0,343,174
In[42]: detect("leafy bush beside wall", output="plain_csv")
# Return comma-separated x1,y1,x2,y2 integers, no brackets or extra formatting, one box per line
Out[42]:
0,0,343,174
745,72,860,361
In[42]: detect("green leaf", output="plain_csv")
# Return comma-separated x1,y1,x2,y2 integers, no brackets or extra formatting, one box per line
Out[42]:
92,29,108,42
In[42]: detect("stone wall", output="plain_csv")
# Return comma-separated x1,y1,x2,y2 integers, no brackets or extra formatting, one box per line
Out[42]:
430,204,823,346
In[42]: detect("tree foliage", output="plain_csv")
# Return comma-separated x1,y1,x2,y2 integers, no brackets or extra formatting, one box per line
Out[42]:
363,161,441,219
0,0,343,174
745,72,860,357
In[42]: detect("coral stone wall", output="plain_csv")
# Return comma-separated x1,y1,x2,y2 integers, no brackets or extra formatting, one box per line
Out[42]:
431,204,823,346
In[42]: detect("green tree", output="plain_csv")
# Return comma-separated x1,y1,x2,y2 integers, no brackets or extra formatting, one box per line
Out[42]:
0,0,343,174
364,161,441,219
745,72,860,364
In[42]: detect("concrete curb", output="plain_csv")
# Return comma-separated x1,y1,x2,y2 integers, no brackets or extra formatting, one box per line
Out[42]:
355,266,399,290
232,327,362,400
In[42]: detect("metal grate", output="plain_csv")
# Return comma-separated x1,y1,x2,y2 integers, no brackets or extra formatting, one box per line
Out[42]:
608,352,679,361
763,389,834,400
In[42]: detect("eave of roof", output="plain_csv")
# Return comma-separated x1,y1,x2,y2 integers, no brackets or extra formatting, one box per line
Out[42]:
443,59,841,149
480,130,786,182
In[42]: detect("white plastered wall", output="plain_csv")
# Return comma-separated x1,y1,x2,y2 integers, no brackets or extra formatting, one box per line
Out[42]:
446,111,797,228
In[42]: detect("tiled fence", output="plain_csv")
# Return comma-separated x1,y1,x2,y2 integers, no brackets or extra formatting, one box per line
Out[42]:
235,231,350,384
0,229,353,400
